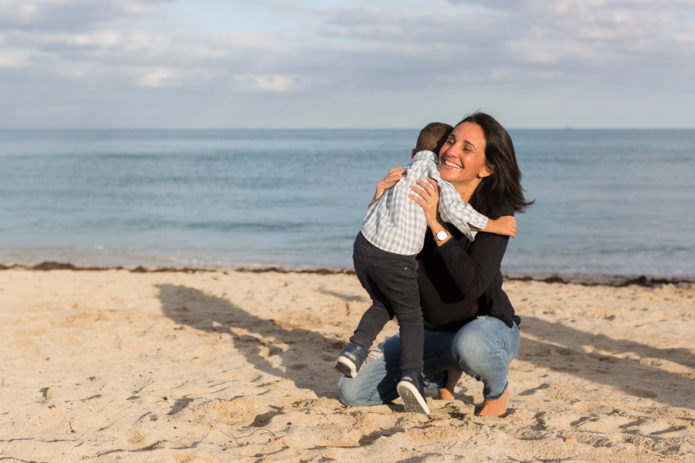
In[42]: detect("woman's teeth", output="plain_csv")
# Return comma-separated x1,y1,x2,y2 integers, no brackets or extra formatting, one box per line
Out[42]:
444,160,461,169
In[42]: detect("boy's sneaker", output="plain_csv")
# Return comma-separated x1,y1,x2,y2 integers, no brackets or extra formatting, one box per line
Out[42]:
335,342,369,378
397,370,430,415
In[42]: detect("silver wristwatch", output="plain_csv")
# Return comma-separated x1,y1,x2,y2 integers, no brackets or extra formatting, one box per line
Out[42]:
435,230,449,242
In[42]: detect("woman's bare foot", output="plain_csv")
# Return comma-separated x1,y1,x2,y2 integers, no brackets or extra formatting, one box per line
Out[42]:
475,387,509,417
437,369,462,401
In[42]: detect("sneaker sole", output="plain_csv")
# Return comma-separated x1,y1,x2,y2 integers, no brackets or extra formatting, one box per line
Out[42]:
397,381,430,415
335,357,358,378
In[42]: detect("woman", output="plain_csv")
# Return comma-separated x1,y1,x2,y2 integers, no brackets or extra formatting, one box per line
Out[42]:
339,112,533,416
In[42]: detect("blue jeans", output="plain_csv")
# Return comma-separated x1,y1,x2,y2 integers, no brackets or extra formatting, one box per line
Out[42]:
338,316,520,405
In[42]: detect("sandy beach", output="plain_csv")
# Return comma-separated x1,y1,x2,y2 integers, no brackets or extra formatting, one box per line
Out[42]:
1,265,693,462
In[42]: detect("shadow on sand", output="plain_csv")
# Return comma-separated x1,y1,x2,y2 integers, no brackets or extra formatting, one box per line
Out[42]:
156,283,694,410
157,284,345,398
518,316,695,409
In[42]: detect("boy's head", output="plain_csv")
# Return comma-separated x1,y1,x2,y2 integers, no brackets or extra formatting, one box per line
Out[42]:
413,122,453,157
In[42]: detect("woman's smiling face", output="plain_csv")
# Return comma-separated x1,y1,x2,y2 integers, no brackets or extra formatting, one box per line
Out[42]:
438,121,492,187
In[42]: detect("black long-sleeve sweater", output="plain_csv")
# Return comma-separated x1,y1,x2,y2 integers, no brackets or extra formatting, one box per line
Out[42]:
417,204,520,330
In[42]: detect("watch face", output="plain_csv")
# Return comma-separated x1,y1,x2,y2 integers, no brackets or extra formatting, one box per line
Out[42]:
436,230,448,241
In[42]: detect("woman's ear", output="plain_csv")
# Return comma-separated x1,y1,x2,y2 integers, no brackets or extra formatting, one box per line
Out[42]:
477,164,494,179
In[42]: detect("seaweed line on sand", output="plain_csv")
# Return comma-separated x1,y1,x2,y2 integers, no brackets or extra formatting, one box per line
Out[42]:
1,260,692,287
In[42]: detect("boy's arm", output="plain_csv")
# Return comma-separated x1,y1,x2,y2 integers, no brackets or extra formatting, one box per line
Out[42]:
369,166,406,206
437,179,488,241
369,151,432,206
434,168,517,239
477,215,517,238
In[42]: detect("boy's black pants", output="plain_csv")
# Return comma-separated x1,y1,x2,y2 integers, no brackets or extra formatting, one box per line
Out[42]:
351,232,423,373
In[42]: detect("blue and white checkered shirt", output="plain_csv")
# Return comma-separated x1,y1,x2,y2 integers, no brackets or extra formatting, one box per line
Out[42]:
361,150,489,256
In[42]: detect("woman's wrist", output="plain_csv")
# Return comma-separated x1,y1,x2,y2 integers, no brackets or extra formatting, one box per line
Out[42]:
430,221,451,246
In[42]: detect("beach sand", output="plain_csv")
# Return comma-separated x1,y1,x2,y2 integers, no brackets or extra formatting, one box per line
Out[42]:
1,266,693,462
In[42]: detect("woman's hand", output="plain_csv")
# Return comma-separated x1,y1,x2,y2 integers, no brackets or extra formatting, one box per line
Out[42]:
408,177,442,229
370,167,405,205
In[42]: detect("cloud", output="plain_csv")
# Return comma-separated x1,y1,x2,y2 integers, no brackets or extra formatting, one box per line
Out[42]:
0,52,28,68
0,0,167,32
445,0,695,60
233,74,310,93
261,0,691,96
135,68,180,87
4,0,694,88
0,0,694,127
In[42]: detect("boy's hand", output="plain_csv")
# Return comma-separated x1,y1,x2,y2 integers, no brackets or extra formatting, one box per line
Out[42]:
485,215,516,238
371,167,405,205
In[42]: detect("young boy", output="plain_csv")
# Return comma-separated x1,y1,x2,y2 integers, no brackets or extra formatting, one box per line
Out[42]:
336,122,516,415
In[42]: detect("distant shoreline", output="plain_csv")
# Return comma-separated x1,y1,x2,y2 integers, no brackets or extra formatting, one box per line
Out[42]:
2,260,692,287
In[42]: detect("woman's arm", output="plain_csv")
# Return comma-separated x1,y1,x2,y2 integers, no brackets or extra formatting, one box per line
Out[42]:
436,231,509,299
409,177,510,299
408,177,451,246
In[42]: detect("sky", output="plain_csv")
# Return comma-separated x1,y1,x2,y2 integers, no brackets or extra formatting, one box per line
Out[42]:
1,0,694,129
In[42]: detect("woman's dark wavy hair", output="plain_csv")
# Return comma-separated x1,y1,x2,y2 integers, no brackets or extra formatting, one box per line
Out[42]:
460,112,534,217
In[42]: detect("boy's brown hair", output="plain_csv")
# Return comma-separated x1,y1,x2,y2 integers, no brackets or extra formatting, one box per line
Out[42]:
415,122,453,154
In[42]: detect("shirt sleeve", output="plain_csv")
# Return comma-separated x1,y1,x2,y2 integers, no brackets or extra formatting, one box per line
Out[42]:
407,151,437,177
436,178,489,241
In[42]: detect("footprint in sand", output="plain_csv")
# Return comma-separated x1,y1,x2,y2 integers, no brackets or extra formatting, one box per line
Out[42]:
167,397,194,415
518,383,550,396
620,385,657,399
532,412,548,431
570,415,600,427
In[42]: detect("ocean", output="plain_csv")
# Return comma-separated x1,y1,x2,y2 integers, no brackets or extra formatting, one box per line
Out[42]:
1,128,694,280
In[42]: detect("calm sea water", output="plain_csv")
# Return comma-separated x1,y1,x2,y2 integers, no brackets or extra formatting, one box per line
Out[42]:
1,129,694,279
